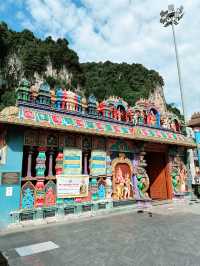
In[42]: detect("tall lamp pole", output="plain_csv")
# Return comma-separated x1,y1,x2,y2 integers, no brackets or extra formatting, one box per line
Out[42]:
160,5,186,123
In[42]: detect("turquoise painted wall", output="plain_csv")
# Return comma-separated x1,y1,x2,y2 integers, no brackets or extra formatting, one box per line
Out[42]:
195,131,200,167
0,126,24,228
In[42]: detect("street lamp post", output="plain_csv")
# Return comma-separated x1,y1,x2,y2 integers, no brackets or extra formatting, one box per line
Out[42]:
160,4,186,122
160,5,196,199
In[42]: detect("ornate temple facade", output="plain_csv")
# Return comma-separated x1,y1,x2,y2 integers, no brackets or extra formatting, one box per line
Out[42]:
0,80,196,227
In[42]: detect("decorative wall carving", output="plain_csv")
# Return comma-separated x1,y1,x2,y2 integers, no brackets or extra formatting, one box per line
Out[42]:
111,153,134,200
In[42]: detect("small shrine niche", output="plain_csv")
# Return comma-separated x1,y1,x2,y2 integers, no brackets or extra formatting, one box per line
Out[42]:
21,181,35,209
45,181,56,206
98,177,106,200
35,180,45,207
35,147,46,177
169,148,187,194
111,153,134,200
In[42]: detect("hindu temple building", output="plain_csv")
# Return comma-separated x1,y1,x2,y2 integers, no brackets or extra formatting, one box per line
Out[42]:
188,112,200,184
0,80,196,228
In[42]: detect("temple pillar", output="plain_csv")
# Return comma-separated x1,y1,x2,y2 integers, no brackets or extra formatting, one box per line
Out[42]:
48,150,54,177
36,147,46,178
84,153,88,175
26,147,34,178
55,150,63,175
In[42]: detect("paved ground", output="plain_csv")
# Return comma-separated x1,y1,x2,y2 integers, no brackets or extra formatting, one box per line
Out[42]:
0,201,200,266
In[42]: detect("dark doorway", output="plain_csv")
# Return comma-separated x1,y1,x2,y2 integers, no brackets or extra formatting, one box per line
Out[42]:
145,152,169,200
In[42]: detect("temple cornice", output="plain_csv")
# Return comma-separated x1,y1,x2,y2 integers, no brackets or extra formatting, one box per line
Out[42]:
0,106,196,148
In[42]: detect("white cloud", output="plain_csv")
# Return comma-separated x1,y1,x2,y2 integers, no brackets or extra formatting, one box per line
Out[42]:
15,0,200,118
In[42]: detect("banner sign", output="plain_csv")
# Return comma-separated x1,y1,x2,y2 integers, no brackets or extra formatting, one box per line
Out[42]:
57,175,89,198
63,148,82,175
90,151,106,176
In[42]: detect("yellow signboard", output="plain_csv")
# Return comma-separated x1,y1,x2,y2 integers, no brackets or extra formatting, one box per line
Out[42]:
57,175,89,198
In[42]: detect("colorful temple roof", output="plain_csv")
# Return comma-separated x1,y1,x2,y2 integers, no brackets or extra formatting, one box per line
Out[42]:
0,80,196,147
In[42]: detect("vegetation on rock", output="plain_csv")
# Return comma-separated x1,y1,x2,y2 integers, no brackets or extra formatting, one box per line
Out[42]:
81,61,164,106
0,22,181,119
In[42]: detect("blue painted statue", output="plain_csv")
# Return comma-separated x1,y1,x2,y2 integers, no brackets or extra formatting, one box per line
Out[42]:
22,187,34,209
98,184,106,200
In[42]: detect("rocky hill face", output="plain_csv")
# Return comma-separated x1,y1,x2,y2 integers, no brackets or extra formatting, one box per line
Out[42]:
0,21,182,118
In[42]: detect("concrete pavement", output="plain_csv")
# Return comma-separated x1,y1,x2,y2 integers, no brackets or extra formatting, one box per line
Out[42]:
0,201,200,266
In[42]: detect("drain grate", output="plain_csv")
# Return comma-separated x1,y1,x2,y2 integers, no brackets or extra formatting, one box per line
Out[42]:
20,212,34,221
98,203,106,209
43,210,56,218
82,205,91,212
64,207,74,215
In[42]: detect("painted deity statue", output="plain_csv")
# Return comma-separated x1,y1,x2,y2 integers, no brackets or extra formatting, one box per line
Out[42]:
147,110,156,126
126,108,133,123
179,163,187,192
105,176,112,199
98,101,106,117
136,167,150,199
115,166,125,200
161,117,170,129
123,173,132,199
45,187,56,206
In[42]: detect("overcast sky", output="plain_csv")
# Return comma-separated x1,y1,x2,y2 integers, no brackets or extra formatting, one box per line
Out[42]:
0,0,200,119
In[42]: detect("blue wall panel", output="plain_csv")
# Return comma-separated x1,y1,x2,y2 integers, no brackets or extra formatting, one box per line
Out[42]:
0,126,24,228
